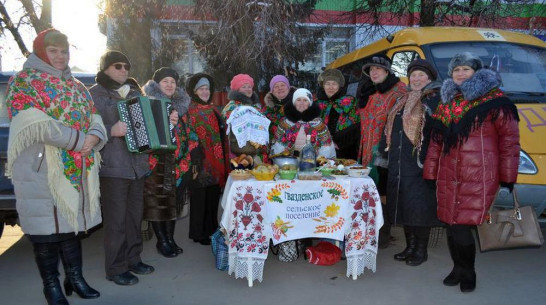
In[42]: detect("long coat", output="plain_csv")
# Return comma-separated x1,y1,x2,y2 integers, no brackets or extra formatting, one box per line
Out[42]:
382,83,441,227
6,54,106,235
423,69,520,225
141,80,190,221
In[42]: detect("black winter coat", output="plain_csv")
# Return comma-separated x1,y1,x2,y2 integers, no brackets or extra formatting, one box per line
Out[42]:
381,84,442,227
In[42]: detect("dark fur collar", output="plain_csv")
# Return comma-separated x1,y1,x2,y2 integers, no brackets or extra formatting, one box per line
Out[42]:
375,73,401,94
284,100,321,123
185,73,215,105
95,71,141,91
316,86,347,101
264,87,296,108
228,90,260,105
441,69,501,104
142,80,190,115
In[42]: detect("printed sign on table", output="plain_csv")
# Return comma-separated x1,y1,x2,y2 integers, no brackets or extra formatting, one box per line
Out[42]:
264,180,351,245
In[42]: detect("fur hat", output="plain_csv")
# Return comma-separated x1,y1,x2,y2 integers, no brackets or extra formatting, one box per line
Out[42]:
230,74,254,91
270,75,290,91
292,88,313,106
407,59,438,81
362,54,393,76
153,67,179,83
448,52,483,76
99,50,131,72
318,69,345,88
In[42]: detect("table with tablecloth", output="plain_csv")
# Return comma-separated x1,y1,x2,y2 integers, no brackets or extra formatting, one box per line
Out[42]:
219,175,383,287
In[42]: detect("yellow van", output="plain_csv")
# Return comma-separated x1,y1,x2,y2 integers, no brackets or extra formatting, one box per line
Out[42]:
328,27,546,225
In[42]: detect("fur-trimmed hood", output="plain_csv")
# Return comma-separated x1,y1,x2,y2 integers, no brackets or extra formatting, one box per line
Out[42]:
264,86,297,109
441,69,501,103
228,89,260,106
185,72,215,105
142,80,190,115
284,99,321,123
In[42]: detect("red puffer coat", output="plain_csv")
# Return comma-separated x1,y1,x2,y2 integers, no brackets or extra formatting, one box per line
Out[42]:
423,69,520,225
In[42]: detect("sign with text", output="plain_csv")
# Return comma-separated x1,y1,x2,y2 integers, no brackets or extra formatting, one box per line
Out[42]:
264,180,351,245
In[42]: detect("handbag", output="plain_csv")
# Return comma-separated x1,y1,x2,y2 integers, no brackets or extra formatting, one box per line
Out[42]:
211,228,229,271
477,188,544,252
305,241,342,266
278,240,299,262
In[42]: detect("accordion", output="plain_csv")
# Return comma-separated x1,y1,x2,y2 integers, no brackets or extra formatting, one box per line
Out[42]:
117,96,177,153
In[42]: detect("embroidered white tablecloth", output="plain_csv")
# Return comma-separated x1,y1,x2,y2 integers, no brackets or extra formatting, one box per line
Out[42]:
220,176,383,286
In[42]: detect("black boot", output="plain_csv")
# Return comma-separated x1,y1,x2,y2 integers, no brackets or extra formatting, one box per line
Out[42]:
406,226,430,266
458,242,476,292
378,224,392,249
443,235,461,286
33,242,69,305
394,226,416,261
165,220,183,254
151,221,177,258
59,238,100,299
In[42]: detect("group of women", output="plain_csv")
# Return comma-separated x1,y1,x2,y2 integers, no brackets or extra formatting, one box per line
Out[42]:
5,28,519,304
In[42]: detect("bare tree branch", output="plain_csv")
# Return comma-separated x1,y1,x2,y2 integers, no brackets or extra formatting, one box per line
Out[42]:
0,2,30,57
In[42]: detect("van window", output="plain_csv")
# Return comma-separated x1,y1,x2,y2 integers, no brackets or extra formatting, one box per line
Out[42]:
391,51,420,78
428,42,546,93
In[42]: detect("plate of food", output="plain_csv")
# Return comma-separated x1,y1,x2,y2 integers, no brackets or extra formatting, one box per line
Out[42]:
230,169,252,180
250,164,279,181
347,166,371,177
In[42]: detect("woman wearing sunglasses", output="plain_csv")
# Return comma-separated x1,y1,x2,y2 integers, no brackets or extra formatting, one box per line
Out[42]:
89,51,154,286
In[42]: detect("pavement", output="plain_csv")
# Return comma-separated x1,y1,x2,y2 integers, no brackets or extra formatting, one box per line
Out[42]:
1,218,545,305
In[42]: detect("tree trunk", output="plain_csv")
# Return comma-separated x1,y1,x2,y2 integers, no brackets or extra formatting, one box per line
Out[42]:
0,3,31,57
419,0,436,26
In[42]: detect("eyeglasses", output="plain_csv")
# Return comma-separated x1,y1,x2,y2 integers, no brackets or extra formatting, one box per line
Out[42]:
113,63,131,71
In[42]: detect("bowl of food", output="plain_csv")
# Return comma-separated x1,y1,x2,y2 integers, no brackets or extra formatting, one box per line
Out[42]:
347,166,371,178
319,166,335,176
271,156,299,170
278,169,297,180
297,172,323,180
230,154,254,170
250,164,279,181
230,169,252,180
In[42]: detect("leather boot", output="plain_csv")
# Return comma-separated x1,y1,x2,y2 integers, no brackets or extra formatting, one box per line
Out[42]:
443,235,461,286
165,220,183,254
151,221,177,258
394,226,416,261
378,224,392,249
33,242,69,305
458,242,476,292
406,226,430,266
59,238,100,299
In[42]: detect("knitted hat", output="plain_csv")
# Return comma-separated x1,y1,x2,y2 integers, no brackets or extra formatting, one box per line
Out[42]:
230,74,254,91
362,54,393,76
194,77,210,91
292,88,313,106
33,28,68,65
269,75,290,91
99,50,131,72
153,67,179,83
318,69,345,88
448,52,483,76
407,59,438,81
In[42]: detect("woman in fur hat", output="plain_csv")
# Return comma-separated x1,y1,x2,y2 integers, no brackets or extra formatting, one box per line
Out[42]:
142,67,189,257
379,59,442,267
262,75,297,141
358,54,407,249
271,88,336,158
424,52,520,292
221,74,268,164
183,73,226,245
6,28,105,304
315,69,360,160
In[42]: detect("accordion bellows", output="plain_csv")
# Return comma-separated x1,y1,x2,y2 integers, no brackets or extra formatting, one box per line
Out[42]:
118,96,177,153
